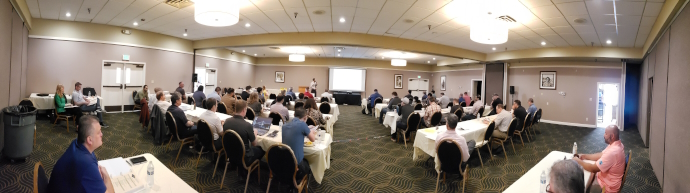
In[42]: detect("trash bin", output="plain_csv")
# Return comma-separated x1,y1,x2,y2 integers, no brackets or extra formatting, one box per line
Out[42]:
3,105,37,161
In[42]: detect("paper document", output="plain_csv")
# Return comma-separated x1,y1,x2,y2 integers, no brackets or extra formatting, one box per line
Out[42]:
98,157,131,178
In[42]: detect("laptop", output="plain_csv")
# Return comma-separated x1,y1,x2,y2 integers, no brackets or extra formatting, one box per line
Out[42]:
253,117,272,136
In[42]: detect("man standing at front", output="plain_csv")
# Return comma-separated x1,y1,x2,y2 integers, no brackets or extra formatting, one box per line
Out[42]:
48,115,115,193
573,125,625,193
282,108,317,181
310,78,318,95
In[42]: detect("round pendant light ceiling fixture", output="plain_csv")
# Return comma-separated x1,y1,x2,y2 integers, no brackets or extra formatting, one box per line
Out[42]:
391,59,407,66
469,0,510,45
289,54,305,62
194,0,239,27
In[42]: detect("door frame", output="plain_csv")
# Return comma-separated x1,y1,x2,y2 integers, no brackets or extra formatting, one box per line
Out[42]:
101,60,147,113
596,82,621,128
470,79,482,100
205,68,218,95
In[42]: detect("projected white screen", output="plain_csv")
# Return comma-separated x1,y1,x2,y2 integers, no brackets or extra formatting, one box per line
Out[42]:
329,68,366,92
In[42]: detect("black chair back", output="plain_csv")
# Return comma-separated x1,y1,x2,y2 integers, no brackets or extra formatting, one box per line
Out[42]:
407,113,421,131
201,99,207,108
245,108,256,120
523,113,533,130
484,121,496,142
507,118,518,137
236,96,242,100
222,130,248,168
34,162,49,193
414,103,422,110
197,120,218,151
460,101,466,107
319,102,331,114
20,99,34,107
271,100,277,105
266,144,300,185
285,95,293,102
269,94,276,99
165,112,182,139
306,117,316,126
397,104,403,116
269,112,283,125
430,112,443,126
374,97,382,104
437,139,464,173
187,96,194,105
132,91,138,100
218,102,228,114
469,101,474,106
294,102,304,109
533,108,542,125
477,107,485,118
453,108,464,119
259,98,265,104
446,103,453,108
320,97,329,103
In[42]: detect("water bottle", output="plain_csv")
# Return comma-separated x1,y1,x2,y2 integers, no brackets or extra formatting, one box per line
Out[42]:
88,91,91,96
573,142,578,155
147,161,154,187
540,170,547,193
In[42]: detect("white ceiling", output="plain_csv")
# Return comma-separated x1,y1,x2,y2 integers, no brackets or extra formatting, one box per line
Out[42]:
226,45,451,64
26,0,664,54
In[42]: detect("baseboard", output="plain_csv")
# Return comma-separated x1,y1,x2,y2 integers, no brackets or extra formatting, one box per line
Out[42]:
540,119,597,128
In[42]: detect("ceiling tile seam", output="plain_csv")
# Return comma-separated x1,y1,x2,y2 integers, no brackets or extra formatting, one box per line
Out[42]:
518,1,557,47
581,1,604,47
279,0,303,32
346,0,359,33
65,0,84,22
250,1,285,33
301,0,316,33
119,1,166,27
88,0,113,23
36,0,42,18
549,1,587,47
57,0,65,20
139,8,181,30
410,16,462,41
406,1,455,40
330,0,333,32
632,1,648,47
363,0,388,34
238,13,270,34
382,0,419,37
103,0,137,25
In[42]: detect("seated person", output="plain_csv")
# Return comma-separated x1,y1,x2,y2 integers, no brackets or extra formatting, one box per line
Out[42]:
512,100,528,130
458,93,465,104
221,88,237,115
320,89,333,102
224,100,265,170
72,82,107,128
404,90,413,101
484,104,511,153
462,96,483,121
193,86,206,108
425,93,434,106
176,82,186,103
431,90,437,98
304,98,328,128
393,98,415,141
463,92,472,105
270,95,289,121
436,114,474,164
422,91,428,100
167,93,197,137
488,93,503,116
55,84,83,126
241,86,251,101
198,98,224,148
207,87,222,102
527,98,538,115
282,108,317,181
48,115,115,193
379,91,401,123
256,87,265,101
154,91,172,114
439,92,450,108
423,97,441,127
303,90,314,99
295,93,306,104
450,99,462,115
367,89,382,115
573,125,625,193
247,92,263,115
148,87,163,110
411,96,421,108
134,85,149,105
549,160,585,193
286,87,297,100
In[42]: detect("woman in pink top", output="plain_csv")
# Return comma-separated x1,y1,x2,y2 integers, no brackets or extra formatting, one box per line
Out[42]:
573,125,626,193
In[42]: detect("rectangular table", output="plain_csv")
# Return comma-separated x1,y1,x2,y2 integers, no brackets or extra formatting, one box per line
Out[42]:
333,93,361,105
264,100,340,122
462,105,492,117
412,115,497,172
29,93,104,111
117,153,197,193
259,109,336,136
382,107,452,135
503,151,595,193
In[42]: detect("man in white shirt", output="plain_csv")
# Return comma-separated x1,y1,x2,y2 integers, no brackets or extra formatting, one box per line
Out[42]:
148,88,163,111
155,92,172,115
436,114,474,163
439,93,450,108
320,89,333,103
72,82,107,128
207,87,222,102
310,78,317,95
484,104,512,153
462,96,484,121
198,98,224,148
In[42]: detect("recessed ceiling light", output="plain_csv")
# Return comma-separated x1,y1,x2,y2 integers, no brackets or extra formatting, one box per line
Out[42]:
427,61,430,63
242,50,245,52
606,40,612,44
183,29,187,36
133,22,138,26
432,58,435,60
337,54,340,56
254,54,257,56
382,57,384,59
245,23,250,27
541,41,546,46
65,12,71,17
339,17,345,23
492,47,496,50
337,49,341,52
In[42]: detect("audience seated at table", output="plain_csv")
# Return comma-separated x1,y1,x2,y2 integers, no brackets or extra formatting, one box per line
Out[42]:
304,98,328,129
572,125,625,193
512,100,528,129
463,92,472,105
295,93,306,104
168,92,197,137
548,160,585,193
450,99,462,115
393,98,415,141
462,96,483,121
241,86,251,101
484,104,511,153
193,86,206,108
458,93,465,104
527,98,538,115
208,87,222,102
422,97,441,128
287,87,297,100
425,93,434,106
367,89,382,115
404,90,413,101
221,88,237,115
256,87,265,101
48,115,115,193
270,95,290,121
422,91,428,100
303,90,314,99
72,82,107,128
176,82,186,103
436,114,474,163
155,91,172,114
379,91,401,123
412,96,421,107
224,100,265,174
439,92,450,108
197,98,225,148
134,85,149,105
321,89,333,102
488,93,503,116
54,84,83,126
247,93,262,115
282,107,317,181
431,90,437,98
148,87,163,110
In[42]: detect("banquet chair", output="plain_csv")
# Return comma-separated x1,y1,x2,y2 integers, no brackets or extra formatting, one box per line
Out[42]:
19,99,34,107
269,112,284,126
397,112,421,147
53,100,75,132
294,101,304,109
469,101,474,106
187,96,195,106
476,121,495,167
271,100,277,106
236,96,242,100
523,112,535,141
245,108,256,120
374,97,383,104
430,112,443,126
220,130,260,191
320,97,329,103
265,144,309,193
165,112,195,163
446,103,453,108
33,161,48,193
397,104,403,116
531,108,542,135
319,102,331,114
306,117,317,126
490,118,518,160
133,91,141,110
587,150,632,193
195,120,225,177
201,99,207,109
414,104,423,110
513,114,532,146
269,94,276,99
435,139,469,193
477,107,485,118
259,98,265,105
459,101,466,107
217,102,228,114
453,108,464,120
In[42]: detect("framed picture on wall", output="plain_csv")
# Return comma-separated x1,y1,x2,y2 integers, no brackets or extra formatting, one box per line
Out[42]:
275,71,285,83
440,75,447,91
540,71,556,89
394,74,403,89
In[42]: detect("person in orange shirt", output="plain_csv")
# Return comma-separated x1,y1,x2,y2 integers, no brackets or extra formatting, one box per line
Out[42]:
573,125,626,193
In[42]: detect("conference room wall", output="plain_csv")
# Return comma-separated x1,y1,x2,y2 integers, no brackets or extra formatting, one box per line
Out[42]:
649,31,669,187
429,70,483,99
26,38,193,97
0,0,11,109
507,63,621,126
363,69,432,98
253,65,329,93
194,55,254,90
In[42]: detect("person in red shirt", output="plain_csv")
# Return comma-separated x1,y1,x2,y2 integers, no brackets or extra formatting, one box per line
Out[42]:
573,125,626,193
303,91,314,99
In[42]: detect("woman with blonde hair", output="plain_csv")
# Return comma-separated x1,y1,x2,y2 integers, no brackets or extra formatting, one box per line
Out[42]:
247,92,262,115
54,84,83,125
262,85,269,97
303,98,327,128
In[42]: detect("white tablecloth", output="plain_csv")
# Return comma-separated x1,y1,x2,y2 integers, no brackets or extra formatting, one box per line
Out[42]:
29,93,103,111
361,98,369,114
382,112,400,135
259,110,335,136
118,153,197,193
503,151,595,193
374,104,387,118
412,115,497,172
164,92,193,102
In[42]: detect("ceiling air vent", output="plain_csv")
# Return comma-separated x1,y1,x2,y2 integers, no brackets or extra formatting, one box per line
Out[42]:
165,0,194,9
497,15,516,23
312,10,326,15
269,47,281,50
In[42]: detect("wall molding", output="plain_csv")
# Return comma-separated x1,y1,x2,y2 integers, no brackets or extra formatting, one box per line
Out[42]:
254,63,437,73
540,119,597,128
29,35,195,55
194,53,253,65
432,68,484,73
508,65,622,69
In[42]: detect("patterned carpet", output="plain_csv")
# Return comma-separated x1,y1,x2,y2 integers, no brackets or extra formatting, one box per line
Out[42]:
0,105,661,193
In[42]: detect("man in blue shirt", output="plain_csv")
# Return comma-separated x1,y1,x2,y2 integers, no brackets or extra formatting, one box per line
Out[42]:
282,108,317,180
527,98,538,115
367,89,382,115
193,85,206,108
48,115,114,193
286,87,297,100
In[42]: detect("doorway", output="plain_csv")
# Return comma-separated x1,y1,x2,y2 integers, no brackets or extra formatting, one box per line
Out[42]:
471,79,483,100
101,61,146,112
193,67,218,95
597,82,620,128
